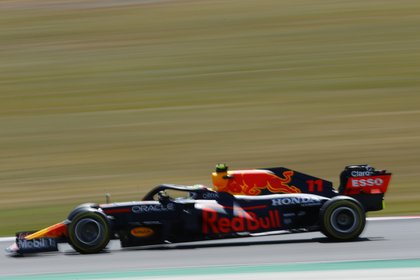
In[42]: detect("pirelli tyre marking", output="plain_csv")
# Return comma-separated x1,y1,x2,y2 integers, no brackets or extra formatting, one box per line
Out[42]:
320,198,366,241
68,211,111,254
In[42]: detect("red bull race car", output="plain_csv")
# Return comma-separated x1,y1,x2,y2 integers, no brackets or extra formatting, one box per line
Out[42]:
6,164,391,255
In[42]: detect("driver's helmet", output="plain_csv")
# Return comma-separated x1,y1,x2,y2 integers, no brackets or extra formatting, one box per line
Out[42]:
213,164,229,192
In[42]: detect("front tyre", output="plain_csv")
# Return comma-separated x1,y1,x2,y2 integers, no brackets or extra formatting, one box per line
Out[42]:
320,197,366,241
68,210,111,254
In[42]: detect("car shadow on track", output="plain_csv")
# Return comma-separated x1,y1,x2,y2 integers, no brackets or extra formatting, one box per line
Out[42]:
5,236,384,257
123,236,381,252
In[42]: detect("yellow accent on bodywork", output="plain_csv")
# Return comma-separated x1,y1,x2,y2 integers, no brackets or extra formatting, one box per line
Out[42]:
25,222,67,240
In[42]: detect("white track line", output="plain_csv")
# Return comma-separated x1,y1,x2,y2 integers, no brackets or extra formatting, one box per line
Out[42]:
0,237,15,242
367,216,420,221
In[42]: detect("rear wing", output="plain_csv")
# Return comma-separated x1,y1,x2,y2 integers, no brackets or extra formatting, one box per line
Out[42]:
338,165,392,211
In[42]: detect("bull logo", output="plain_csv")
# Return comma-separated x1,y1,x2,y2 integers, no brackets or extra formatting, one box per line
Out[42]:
212,169,301,195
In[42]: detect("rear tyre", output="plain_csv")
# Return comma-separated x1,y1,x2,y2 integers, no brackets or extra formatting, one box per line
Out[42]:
320,197,366,241
68,210,111,254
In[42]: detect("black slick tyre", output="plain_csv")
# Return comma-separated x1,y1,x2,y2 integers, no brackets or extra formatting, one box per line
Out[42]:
68,210,111,254
320,197,366,241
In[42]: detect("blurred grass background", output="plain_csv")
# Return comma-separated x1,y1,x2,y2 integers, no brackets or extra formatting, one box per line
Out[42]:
0,0,419,236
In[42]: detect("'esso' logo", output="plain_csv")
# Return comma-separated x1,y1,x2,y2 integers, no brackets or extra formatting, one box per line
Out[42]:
352,178,384,187
130,227,154,238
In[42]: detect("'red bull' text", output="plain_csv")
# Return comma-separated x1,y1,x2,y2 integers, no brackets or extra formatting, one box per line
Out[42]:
202,209,281,234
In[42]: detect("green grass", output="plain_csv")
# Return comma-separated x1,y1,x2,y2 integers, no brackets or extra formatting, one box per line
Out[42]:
1,0,420,236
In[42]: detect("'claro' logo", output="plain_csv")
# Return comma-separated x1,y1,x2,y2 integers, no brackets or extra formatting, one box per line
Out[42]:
130,227,154,238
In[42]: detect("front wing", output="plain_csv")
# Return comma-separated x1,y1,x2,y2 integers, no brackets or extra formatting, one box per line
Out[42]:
6,232,60,255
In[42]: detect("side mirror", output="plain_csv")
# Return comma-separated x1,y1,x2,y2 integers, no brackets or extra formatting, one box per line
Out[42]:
157,191,171,205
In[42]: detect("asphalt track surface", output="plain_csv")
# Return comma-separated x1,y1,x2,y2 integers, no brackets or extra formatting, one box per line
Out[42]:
1,217,420,279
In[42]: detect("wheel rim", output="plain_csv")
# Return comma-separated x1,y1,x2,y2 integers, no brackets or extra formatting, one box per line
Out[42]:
330,206,358,233
74,218,103,245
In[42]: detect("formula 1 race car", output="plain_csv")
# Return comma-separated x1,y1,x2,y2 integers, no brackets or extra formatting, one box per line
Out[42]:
6,164,391,255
